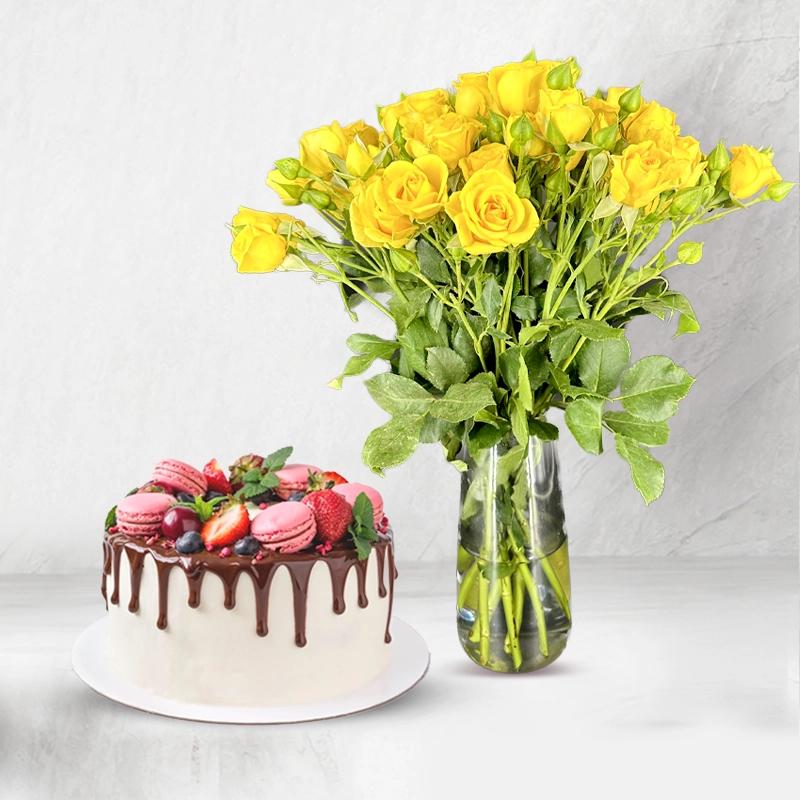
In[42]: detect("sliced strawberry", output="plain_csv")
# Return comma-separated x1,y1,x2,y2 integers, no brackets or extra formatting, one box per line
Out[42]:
201,503,250,548
302,490,353,544
322,471,347,486
203,458,233,495
307,470,348,493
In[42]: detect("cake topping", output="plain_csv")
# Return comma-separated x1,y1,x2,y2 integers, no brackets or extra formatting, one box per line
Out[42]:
175,530,204,554
232,446,294,502
301,490,353,545
233,535,261,557
347,492,380,560
161,506,202,541
201,502,251,548
333,483,384,528
251,501,317,553
152,459,208,497
202,458,233,496
274,463,322,500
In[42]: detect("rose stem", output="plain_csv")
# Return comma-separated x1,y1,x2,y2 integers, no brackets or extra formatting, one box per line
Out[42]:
501,575,522,670
457,559,479,611
478,573,490,665
519,559,549,657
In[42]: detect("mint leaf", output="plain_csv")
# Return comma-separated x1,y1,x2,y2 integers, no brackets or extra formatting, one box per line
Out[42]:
352,492,375,531
426,347,468,391
615,434,665,504
619,356,694,422
430,382,494,423
263,446,293,471
244,483,267,499
565,395,606,455
352,535,373,560
259,472,280,490
105,506,117,531
362,414,425,473
364,373,434,416
603,411,669,446
243,468,263,483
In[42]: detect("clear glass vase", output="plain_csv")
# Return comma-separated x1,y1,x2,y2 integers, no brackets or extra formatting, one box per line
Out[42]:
456,433,572,673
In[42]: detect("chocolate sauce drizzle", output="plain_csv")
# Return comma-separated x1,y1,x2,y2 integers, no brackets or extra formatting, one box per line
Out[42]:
102,531,395,646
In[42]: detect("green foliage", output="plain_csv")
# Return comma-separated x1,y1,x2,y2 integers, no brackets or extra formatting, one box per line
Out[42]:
619,356,694,422
614,435,665,504
565,396,606,454
348,492,380,560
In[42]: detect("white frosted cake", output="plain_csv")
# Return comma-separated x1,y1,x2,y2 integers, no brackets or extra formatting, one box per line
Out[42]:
102,450,395,706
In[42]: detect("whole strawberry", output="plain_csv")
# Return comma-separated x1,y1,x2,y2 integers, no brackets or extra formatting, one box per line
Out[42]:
203,458,233,495
201,502,250,548
302,490,353,544
229,454,264,491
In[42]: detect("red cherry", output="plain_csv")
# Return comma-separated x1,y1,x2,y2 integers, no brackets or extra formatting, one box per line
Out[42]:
161,507,201,541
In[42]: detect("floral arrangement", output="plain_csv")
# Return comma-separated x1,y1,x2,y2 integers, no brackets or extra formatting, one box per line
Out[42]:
229,52,791,505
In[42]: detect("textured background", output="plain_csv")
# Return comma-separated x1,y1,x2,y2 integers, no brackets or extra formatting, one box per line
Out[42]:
0,0,797,572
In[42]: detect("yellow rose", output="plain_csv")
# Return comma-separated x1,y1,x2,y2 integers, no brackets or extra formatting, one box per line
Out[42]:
404,111,482,171
728,144,782,199
379,89,451,138
667,136,706,190
453,72,492,120
299,121,349,179
605,87,628,108
382,155,449,220
446,168,540,255
345,140,382,178
299,120,380,179
585,96,619,136
536,88,594,143
349,175,417,248
610,141,675,208
624,101,680,149
230,208,304,273
459,142,514,180
266,169,305,205
487,60,563,117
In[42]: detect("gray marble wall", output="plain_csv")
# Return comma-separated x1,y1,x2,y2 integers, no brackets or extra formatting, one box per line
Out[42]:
0,0,796,572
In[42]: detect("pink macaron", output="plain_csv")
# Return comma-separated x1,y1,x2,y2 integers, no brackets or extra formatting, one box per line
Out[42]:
273,464,321,500
332,483,384,528
151,459,207,497
251,502,316,554
116,493,174,537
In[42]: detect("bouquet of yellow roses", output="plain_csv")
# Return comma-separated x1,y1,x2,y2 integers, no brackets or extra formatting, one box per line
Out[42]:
230,53,791,672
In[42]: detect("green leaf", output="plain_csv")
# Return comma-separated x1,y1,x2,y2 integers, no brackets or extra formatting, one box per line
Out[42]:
565,395,606,454
549,327,580,367
347,333,398,359
243,468,263,483
263,446,293,471
568,319,624,341
604,411,669,446
364,373,435,416
619,356,695,422
419,415,453,444
511,295,538,321
362,415,425,473
517,353,533,411
583,255,604,289
329,354,379,389
499,345,548,393
468,421,510,455
426,296,443,332
519,321,557,345
511,397,529,447
397,317,446,379
590,152,609,184
416,238,449,283
677,241,703,264
244,483,267,499
352,491,376,531
497,445,526,484
640,292,700,336
105,506,117,531
352,535,373,561
615,434,665,504
480,275,502,325
259,472,280,489
593,195,622,220
528,418,559,441
553,290,581,320
430,383,494,423
548,364,570,397
485,327,512,341
426,347,469,391
452,322,480,373
620,204,638,236
577,336,631,396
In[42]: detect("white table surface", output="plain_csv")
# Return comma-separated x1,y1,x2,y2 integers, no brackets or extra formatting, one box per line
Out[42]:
1,558,797,799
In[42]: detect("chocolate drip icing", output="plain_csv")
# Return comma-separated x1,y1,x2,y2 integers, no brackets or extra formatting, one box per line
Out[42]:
102,530,394,646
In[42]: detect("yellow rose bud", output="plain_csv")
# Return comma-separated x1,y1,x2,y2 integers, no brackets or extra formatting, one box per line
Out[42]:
585,96,619,136
610,141,676,209
382,155,449,221
379,89,451,138
727,144,782,199
345,140,381,178
536,88,594,144
667,136,706,191
605,87,628,109
624,101,680,149
266,169,303,206
453,72,492,120
231,227,287,273
487,60,565,117
349,175,417,248
403,111,482,171
343,120,380,149
299,121,350,179
459,142,514,181
445,168,540,255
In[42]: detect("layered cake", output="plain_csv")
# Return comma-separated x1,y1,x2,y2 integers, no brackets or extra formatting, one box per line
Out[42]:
102,447,395,706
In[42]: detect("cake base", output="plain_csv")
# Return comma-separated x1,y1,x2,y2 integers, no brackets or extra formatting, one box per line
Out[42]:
72,616,429,724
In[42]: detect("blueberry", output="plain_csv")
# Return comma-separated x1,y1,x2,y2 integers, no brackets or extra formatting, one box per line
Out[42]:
288,491,305,502
248,490,276,505
233,536,260,557
204,491,226,501
175,531,204,554
175,492,195,503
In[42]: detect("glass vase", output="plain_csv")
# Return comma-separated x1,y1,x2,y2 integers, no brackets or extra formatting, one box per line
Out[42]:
456,433,571,673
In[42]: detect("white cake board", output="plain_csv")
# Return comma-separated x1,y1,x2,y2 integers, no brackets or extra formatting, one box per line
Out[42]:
71,616,429,724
